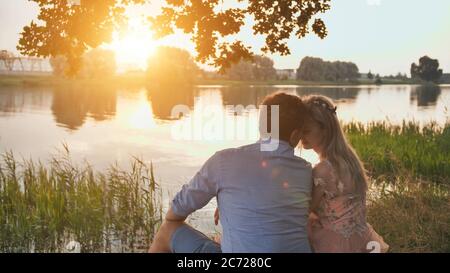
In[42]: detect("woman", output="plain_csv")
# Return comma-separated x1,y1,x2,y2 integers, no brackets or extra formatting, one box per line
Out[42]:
213,94,388,252
302,95,388,253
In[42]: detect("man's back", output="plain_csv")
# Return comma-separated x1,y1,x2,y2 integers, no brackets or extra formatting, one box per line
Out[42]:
217,140,312,252
171,140,313,253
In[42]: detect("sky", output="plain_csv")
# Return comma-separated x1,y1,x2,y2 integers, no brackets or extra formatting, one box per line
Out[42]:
1,0,449,75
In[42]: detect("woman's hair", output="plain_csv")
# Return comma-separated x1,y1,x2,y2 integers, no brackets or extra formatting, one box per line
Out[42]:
304,95,368,195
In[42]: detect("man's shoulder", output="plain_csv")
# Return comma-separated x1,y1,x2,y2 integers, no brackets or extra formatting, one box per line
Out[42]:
215,142,260,156
237,142,266,153
293,155,313,170
208,143,258,163
215,143,312,169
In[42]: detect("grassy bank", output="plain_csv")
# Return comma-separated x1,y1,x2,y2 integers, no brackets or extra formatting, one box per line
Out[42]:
348,121,450,252
0,148,162,253
196,78,419,86
0,121,449,252
0,74,147,88
367,180,449,252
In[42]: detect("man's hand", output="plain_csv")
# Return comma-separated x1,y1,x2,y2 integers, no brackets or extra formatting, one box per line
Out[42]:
214,207,220,225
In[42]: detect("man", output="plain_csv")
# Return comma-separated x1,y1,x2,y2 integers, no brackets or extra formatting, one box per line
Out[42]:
149,92,312,253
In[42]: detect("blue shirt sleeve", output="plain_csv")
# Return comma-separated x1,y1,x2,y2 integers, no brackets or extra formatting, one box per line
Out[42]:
171,152,221,218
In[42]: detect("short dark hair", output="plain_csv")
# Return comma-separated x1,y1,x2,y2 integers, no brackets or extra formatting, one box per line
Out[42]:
259,92,308,142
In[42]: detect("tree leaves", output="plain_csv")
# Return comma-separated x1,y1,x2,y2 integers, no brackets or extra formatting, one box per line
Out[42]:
17,0,146,77
297,56,360,82
18,0,332,76
151,0,331,70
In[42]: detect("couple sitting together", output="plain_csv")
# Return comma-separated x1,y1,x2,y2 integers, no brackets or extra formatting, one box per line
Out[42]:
150,92,389,253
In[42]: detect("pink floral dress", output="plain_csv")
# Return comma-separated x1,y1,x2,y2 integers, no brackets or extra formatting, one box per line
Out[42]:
308,160,389,253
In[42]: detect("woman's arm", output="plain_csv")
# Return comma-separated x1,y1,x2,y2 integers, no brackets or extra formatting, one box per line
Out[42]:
310,178,325,213
310,161,333,213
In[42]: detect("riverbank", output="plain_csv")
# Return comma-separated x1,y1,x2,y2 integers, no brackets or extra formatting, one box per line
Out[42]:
367,179,449,253
0,121,449,252
0,74,147,88
196,78,420,86
357,122,450,252
0,74,422,88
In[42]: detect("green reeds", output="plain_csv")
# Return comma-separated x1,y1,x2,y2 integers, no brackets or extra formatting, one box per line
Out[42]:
344,121,450,184
0,147,162,253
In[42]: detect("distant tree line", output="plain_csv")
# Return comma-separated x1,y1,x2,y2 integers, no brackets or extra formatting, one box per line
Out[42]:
210,55,361,82
384,73,409,80
296,56,360,82
365,56,444,84
367,71,408,81
224,56,277,81
50,48,116,78
47,47,446,87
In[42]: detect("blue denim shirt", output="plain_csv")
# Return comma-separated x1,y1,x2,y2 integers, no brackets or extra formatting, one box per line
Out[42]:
171,139,313,253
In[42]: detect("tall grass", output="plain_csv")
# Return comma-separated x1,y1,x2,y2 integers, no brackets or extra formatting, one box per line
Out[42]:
367,179,450,252
344,121,450,184
0,146,162,253
344,121,450,252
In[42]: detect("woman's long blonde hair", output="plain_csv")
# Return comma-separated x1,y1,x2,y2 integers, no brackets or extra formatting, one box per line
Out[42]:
304,95,368,196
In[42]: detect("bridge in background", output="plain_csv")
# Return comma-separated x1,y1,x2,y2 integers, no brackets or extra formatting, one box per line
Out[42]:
0,50,51,75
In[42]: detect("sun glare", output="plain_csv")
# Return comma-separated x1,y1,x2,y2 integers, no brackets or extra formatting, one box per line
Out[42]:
107,17,156,71
128,97,156,130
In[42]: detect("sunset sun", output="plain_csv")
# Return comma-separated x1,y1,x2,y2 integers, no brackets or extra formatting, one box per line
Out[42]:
107,17,156,71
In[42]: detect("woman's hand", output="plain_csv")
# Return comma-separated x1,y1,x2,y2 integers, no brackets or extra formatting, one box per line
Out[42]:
214,207,220,225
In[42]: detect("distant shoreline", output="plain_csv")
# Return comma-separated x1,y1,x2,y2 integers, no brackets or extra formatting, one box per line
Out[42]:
0,73,437,88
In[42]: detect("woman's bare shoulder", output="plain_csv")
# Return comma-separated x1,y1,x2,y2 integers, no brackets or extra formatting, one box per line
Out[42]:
312,160,334,179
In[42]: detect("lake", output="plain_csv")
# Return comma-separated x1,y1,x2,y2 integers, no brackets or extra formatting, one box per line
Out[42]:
0,84,449,233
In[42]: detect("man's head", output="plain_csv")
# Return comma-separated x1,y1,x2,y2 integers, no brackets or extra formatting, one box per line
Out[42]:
259,92,308,147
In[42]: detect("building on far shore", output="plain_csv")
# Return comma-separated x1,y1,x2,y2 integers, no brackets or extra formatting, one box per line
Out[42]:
276,69,297,80
440,73,450,84
358,73,370,80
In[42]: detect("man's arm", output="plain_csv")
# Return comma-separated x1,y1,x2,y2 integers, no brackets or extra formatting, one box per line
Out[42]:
165,207,187,222
149,152,221,252
149,207,186,253
170,152,221,219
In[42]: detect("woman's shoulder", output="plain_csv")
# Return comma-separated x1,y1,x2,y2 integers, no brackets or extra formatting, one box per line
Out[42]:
313,159,334,179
